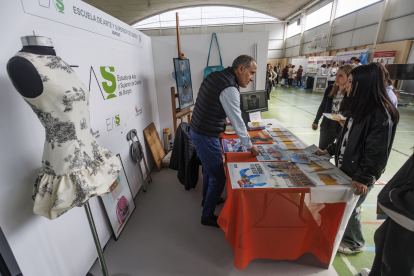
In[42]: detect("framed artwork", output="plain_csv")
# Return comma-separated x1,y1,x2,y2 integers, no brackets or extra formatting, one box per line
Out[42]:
100,154,136,240
173,58,194,110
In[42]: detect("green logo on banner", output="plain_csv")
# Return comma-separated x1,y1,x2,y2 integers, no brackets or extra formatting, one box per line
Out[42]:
100,66,117,100
55,0,64,13
115,115,120,126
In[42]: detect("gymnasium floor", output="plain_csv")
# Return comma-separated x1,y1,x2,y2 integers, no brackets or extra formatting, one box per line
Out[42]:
264,84,414,276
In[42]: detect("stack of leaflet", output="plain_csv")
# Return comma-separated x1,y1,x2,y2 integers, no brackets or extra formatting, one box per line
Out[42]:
286,144,351,186
227,162,317,189
248,130,275,143
222,139,250,153
255,144,290,162
225,125,236,135
247,121,266,131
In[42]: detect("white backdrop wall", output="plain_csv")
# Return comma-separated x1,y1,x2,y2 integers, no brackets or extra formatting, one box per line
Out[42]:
0,1,159,275
151,32,269,139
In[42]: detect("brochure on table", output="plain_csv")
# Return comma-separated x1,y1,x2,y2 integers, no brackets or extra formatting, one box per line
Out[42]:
222,139,250,153
255,144,290,162
249,130,275,143
262,162,317,188
274,141,305,150
228,162,276,189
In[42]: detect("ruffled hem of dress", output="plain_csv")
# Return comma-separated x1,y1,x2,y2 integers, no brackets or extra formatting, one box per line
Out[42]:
32,148,121,220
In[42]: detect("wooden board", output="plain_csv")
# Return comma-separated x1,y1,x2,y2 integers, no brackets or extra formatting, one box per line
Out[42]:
143,123,165,172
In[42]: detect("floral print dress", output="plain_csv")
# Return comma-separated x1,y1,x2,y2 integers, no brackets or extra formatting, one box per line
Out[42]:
8,52,121,220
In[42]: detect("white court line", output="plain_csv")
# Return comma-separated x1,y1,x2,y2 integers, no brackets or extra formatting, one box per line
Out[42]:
340,253,359,276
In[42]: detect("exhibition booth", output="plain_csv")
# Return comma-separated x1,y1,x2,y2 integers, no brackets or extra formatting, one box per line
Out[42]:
0,1,411,276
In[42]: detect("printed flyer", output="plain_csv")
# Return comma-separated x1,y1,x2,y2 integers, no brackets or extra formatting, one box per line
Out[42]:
305,171,350,186
227,162,275,189
296,160,334,173
255,144,290,162
273,136,299,144
274,141,305,150
291,153,311,164
248,130,275,143
262,162,316,188
222,139,250,153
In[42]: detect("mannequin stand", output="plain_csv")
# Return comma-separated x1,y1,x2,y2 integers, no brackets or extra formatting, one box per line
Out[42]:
84,202,129,276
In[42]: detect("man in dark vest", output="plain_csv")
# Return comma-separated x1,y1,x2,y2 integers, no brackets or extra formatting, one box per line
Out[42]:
190,55,262,228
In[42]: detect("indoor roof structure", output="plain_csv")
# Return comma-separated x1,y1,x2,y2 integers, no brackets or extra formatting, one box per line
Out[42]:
82,0,312,26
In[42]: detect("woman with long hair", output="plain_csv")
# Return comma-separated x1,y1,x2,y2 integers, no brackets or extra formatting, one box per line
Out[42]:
324,63,399,254
266,63,276,97
312,64,354,150
377,63,399,107
288,65,296,87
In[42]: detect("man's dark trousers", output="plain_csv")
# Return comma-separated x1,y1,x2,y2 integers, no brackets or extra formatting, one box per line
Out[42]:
190,129,226,218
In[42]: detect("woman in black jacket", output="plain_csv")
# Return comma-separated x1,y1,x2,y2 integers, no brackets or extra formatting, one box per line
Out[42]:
361,153,414,276
323,63,399,254
312,64,354,150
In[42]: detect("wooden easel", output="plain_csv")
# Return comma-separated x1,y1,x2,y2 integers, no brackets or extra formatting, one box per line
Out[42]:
171,87,192,134
171,12,193,134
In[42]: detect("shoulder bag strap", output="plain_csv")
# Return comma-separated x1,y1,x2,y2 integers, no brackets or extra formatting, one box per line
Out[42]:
206,33,223,67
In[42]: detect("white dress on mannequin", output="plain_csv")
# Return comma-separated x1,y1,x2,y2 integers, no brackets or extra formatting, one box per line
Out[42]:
8,52,121,220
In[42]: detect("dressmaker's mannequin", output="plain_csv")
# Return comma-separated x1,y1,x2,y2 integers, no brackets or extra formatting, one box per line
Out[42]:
7,36,56,98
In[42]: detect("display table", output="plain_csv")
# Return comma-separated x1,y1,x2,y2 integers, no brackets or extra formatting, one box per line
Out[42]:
218,119,359,270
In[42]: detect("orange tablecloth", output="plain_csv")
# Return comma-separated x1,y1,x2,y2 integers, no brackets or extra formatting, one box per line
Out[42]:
218,133,347,270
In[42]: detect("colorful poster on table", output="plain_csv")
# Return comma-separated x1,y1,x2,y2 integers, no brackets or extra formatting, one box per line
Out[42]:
373,51,396,66
273,136,298,144
262,162,316,188
248,130,275,143
304,171,350,186
291,153,311,164
296,160,334,173
274,141,305,150
334,49,370,65
255,144,290,162
222,139,250,153
100,154,136,240
227,162,275,189
302,145,331,161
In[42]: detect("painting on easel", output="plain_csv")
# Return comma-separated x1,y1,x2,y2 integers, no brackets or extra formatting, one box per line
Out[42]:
173,58,194,110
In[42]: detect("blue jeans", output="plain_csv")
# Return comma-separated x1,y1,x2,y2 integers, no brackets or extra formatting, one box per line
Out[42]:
189,129,226,218
342,184,374,248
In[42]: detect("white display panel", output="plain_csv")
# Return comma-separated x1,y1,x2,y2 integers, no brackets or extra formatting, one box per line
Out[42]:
0,1,159,276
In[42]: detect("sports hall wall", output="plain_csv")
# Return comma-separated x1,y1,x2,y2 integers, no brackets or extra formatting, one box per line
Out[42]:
269,0,414,64
0,1,160,275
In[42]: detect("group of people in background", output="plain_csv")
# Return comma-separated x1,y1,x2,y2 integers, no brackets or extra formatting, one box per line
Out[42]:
266,56,365,92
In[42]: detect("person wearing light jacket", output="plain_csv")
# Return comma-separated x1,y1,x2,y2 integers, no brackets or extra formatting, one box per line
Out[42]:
361,153,414,276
